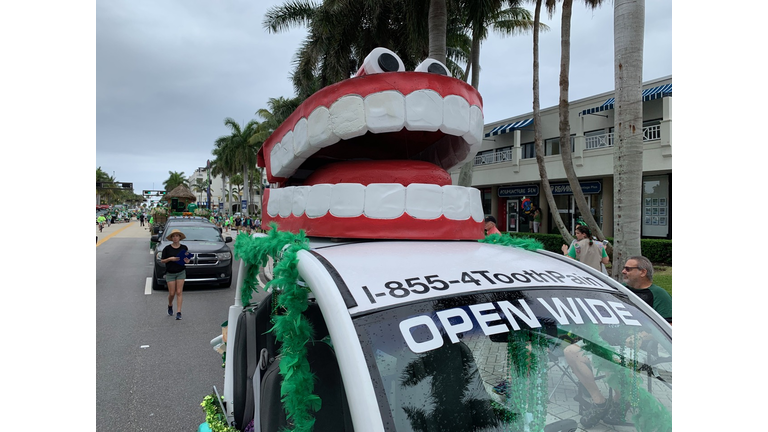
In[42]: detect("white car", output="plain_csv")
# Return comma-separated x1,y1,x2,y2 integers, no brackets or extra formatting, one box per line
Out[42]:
209,237,671,432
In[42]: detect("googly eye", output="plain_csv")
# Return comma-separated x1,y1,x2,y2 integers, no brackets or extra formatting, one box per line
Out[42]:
414,58,451,77
354,47,405,77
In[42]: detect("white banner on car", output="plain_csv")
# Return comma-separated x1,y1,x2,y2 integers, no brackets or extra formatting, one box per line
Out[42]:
312,241,614,315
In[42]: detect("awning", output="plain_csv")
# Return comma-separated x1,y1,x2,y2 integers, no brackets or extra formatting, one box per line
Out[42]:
580,83,672,116
485,118,533,137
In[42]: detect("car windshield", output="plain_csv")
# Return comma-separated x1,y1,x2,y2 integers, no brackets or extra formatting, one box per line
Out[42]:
354,288,672,432
166,226,223,242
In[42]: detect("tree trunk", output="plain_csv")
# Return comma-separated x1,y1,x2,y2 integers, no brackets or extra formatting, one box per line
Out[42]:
557,0,610,251
533,0,571,242
612,0,645,277
470,22,482,89
428,0,447,64
458,20,484,188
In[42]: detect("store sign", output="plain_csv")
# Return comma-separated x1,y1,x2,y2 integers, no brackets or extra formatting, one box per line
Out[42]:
498,185,539,198
550,181,601,195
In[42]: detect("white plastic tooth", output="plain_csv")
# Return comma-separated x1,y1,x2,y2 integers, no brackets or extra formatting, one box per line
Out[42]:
267,189,281,217
404,89,443,132
405,184,443,219
364,91,405,134
469,187,484,222
329,183,365,217
330,95,367,140
305,184,332,218
364,183,405,219
463,105,484,146
278,187,294,218
442,185,471,220
308,106,340,149
292,186,311,217
270,141,286,179
292,117,312,159
279,131,307,176
440,95,470,136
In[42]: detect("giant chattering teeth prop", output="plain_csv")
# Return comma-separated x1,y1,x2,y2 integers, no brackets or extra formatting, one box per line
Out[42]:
258,48,485,240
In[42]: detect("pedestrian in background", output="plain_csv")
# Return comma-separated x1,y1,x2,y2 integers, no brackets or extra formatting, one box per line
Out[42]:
244,215,252,234
531,204,541,233
561,225,609,271
484,216,501,235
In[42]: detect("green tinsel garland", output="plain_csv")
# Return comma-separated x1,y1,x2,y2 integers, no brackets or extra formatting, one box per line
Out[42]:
233,223,321,432
504,330,550,432
579,323,672,432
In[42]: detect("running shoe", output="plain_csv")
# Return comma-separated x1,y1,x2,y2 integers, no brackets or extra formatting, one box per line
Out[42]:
176,312,182,320
168,306,173,316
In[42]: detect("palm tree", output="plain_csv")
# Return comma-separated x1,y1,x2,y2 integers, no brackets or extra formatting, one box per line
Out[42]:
163,171,188,192
611,0,645,276
192,178,208,203
456,0,539,188
552,0,610,256
264,0,461,99
216,117,261,217
96,167,118,205
531,0,572,240
461,0,537,90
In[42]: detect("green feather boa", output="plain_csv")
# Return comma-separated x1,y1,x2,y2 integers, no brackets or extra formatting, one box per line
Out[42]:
480,232,544,251
234,223,319,432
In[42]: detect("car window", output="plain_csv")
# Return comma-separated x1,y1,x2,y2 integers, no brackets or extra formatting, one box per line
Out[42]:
165,226,223,242
354,288,672,432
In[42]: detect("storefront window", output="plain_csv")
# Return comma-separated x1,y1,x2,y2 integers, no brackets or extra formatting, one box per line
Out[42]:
481,188,492,216
642,175,670,238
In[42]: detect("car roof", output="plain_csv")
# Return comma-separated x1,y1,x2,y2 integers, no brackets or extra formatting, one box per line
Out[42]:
305,240,620,316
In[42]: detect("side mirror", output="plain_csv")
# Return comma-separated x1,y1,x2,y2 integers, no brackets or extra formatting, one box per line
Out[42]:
225,237,233,243
151,235,159,242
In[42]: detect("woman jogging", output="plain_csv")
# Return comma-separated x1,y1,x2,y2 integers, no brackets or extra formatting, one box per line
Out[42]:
159,229,191,320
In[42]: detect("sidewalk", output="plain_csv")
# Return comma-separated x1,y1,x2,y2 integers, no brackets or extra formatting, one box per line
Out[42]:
96,219,154,246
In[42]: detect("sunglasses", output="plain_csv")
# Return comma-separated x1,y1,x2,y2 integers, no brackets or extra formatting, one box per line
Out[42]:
622,266,639,272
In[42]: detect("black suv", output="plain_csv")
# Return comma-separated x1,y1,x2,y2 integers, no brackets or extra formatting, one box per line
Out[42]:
151,219,233,290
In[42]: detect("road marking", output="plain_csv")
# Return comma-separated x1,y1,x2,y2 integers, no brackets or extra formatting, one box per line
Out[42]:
96,223,134,247
145,277,152,295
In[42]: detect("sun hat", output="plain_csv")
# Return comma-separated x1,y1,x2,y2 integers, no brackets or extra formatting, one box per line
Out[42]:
166,229,186,241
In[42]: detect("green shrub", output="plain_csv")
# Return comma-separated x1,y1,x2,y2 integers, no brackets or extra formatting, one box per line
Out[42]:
502,232,672,265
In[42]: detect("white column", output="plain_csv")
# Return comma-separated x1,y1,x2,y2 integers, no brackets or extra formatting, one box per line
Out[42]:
661,96,672,157
512,129,521,173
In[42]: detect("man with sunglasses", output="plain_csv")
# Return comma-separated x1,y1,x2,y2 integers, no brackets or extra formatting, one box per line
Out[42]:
621,256,672,324
564,255,672,427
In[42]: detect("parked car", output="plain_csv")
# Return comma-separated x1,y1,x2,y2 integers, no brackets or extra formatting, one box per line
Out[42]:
151,219,233,290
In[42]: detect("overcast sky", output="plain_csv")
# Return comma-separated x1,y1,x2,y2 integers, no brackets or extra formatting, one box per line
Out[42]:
94,0,671,197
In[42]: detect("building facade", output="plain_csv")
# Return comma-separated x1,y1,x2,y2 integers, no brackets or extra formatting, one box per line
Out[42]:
450,76,672,239
188,168,264,215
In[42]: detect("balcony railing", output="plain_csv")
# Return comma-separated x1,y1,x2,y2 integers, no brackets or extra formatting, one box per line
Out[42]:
475,125,663,166
474,148,514,165
585,125,661,149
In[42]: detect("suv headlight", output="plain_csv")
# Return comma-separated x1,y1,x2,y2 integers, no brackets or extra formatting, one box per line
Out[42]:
216,252,232,261
155,252,163,263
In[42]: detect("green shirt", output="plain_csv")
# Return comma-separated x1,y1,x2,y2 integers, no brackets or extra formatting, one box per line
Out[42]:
626,283,672,322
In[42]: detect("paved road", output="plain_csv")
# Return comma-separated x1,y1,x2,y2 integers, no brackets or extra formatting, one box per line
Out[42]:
96,220,241,431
